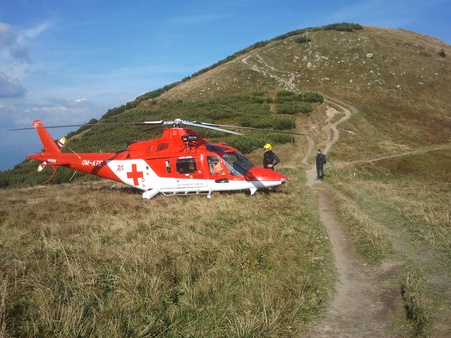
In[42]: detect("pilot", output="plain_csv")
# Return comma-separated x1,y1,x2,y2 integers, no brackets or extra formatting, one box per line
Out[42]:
213,159,224,175
209,156,224,175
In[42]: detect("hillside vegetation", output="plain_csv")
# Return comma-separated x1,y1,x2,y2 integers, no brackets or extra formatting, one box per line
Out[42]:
1,23,451,337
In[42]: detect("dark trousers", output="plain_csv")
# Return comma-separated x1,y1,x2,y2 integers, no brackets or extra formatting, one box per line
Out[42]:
316,165,324,179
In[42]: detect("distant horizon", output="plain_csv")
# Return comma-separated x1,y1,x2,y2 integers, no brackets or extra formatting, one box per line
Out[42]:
0,145,29,172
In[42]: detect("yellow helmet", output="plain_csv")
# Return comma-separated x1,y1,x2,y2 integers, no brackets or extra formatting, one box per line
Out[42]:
263,143,272,150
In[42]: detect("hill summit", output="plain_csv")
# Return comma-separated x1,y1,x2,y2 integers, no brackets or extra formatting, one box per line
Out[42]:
156,24,450,154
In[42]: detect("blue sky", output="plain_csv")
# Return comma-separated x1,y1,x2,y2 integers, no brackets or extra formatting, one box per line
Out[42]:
1,0,450,171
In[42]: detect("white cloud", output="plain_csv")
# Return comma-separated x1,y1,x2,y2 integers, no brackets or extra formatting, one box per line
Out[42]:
0,71,27,98
0,22,31,63
25,21,52,39
0,21,51,98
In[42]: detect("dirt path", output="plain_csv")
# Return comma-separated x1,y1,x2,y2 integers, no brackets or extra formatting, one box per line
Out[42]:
367,144,451,163
304,100,405,337
240,55,405,336
307,190,403,337
304,100,352,187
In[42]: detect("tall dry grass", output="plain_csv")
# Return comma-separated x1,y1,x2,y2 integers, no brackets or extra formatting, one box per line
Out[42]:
0,167,333,337
327,148,451,337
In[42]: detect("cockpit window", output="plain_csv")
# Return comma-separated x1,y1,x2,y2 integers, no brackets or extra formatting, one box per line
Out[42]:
207,155,225,175
222,151,254,175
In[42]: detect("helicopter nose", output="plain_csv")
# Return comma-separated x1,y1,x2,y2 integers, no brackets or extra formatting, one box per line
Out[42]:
247,167,288,183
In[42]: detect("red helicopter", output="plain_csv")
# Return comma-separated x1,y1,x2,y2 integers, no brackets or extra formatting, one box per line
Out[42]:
24,118,295,199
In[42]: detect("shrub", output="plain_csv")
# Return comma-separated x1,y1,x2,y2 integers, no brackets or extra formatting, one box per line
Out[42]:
103,105,126,119
324,23,363,32
302,92,324,103
295,35,311,44
272,115,296,130
275,90,323,104
276,90,296,98
240,111,272,129
276,101,312,114
225,136,265,154
240,113,294,131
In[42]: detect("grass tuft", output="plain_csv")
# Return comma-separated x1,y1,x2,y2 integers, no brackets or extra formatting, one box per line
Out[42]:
400,266,432,337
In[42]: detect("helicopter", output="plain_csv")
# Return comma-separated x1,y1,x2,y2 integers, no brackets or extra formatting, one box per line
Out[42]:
22,118,302,200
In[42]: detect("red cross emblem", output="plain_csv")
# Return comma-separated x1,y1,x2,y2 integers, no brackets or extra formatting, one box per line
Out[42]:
127,163,143,186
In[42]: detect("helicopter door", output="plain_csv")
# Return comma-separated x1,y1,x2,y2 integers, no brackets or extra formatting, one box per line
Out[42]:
165,156,208,194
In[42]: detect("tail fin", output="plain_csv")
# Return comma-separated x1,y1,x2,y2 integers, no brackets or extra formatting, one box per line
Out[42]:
32,120,61,154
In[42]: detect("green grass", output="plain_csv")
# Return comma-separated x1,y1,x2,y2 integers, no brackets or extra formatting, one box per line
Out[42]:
327,148,451,337
331,191,394,265
0,169,334,337
400,266,432,337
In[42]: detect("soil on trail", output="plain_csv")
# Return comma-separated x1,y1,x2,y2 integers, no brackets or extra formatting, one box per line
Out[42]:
239,54,407,336
307,189,404,337
303,101,406,337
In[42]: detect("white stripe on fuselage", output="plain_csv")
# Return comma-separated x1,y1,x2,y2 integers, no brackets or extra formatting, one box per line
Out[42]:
107,159,158,190
107,159,280,193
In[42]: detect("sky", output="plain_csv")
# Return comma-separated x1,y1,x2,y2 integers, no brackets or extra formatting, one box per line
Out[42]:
1,0,450,171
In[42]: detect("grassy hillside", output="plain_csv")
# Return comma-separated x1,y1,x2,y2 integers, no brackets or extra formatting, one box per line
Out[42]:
1,23,451,336
161,26,450,152
2,23,450,184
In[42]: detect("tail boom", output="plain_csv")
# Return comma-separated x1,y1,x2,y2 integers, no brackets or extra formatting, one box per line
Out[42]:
27,120,117,183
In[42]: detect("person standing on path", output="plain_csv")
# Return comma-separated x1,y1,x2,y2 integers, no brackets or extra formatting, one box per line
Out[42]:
316,149,326,181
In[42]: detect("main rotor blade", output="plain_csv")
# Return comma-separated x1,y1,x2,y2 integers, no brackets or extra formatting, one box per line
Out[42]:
8,118,306,136
8,123,98,130
185,121,243,135
8,121,165,131
193,122,307,136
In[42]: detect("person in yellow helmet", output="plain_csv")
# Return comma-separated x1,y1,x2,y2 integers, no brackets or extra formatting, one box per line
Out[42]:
263,143,281,191
263,143,280,170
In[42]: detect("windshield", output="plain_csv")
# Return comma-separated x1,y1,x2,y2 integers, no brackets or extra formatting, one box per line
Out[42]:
206,144,229,152
221,151,255,175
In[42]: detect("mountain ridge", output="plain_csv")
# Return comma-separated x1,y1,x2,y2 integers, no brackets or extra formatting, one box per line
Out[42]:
2,24,450,184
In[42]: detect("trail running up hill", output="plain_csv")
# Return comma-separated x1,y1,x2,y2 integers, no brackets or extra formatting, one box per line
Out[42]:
240,54,406,336
303,101,405,337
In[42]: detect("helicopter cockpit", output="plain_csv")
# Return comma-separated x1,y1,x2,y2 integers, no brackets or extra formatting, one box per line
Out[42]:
221,151,255,176
205,144,255,176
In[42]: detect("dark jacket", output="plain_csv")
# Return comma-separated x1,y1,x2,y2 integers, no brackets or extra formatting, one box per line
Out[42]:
316,153,326,166
263,151,280,169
